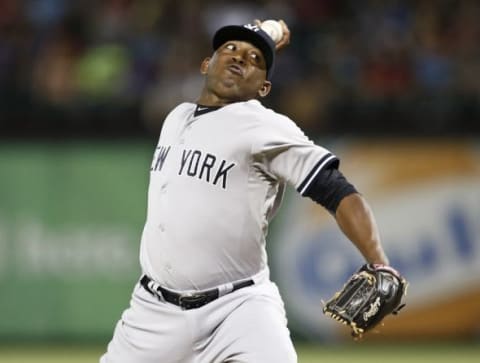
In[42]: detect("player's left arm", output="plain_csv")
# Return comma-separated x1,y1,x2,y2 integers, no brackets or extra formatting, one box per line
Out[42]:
252,116,386,265
334,193,389,265
301,165,388,265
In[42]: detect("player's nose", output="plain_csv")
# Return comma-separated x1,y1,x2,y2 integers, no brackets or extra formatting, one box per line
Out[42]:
232,53,246,65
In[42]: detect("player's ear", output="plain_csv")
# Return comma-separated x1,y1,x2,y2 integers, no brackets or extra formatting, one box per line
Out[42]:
258,80,272,98
200,57,211,75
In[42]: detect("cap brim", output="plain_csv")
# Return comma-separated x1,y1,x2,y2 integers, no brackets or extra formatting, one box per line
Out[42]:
213,25,275,80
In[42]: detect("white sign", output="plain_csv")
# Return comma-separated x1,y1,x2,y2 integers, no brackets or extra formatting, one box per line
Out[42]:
272,177,480,339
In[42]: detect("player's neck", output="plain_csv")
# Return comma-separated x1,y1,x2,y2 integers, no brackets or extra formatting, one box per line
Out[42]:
196,90,231,107
196,87,252,107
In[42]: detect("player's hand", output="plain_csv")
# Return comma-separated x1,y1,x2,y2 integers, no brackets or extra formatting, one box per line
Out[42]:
254,19,291,52
275,20,290,51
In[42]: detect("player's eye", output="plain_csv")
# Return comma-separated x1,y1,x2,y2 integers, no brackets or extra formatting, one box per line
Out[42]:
225,43,236,51
250,52,262,64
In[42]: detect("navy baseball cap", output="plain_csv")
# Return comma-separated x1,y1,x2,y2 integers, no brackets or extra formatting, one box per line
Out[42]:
213,24,276,80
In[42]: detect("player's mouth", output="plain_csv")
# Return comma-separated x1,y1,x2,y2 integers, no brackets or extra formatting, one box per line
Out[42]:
227,64,244,77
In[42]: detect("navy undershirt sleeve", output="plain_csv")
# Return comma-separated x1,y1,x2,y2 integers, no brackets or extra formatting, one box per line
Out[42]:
301,165,358,214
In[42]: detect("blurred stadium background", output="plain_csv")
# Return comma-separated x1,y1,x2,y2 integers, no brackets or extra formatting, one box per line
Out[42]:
0,0,479,362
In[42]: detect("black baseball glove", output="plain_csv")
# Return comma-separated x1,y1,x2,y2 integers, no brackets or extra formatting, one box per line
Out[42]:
322,263,407,338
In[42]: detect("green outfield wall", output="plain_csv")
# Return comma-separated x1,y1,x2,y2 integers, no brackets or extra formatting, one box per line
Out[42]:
0,141,153,340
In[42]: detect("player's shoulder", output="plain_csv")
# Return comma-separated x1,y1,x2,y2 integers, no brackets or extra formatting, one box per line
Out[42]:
245,100,305,137
237,100,295,127
240,99,284,118
166,102,196,120
161,102,196,128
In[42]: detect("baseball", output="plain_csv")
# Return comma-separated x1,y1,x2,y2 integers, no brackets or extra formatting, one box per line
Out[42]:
260,20,283,43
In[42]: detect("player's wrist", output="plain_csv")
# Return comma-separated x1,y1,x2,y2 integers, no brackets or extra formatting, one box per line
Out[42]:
367,256,389,266
361,242,389,266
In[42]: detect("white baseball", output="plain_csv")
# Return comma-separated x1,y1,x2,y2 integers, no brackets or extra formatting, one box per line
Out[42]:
260,20,283,43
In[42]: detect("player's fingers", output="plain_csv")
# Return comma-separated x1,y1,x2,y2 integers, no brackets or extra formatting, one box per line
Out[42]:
253,19,262,27
278,20,291,44
278,20,290,36
275,19,291,51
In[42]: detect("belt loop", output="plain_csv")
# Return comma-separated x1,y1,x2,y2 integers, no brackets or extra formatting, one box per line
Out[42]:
217,282,234,297
147,280,157,293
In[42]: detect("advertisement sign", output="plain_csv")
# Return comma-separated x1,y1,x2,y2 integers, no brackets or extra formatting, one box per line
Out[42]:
0,143,151,339
272,141,480,340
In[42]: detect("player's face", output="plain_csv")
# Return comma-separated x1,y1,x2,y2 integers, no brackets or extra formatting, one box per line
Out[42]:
200,41,272,103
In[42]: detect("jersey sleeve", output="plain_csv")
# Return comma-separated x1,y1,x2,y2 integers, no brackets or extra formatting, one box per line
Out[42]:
251,111,339,194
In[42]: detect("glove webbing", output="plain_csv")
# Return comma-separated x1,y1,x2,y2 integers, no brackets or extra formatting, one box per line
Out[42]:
324,271,377,337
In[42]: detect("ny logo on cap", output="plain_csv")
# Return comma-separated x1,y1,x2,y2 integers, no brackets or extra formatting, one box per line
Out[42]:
244,24,260,32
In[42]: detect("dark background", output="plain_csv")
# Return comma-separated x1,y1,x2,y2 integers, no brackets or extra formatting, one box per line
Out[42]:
1,0,479,139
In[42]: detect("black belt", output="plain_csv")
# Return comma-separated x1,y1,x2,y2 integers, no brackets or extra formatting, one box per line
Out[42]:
140,275,254,310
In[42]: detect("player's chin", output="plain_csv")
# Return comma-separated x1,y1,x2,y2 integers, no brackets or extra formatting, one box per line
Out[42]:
220,71,246,86
217,82,254,102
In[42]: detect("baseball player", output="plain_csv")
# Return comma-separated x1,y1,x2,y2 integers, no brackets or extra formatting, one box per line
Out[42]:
101,20,389,363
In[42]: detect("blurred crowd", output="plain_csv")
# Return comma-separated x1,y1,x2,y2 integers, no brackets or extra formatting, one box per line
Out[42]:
1,0,479,138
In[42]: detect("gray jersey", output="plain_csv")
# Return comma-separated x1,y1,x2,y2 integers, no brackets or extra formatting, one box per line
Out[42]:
139,99,337,291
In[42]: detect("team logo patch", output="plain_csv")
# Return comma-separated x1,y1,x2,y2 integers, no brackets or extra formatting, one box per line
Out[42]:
244,24,260,32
